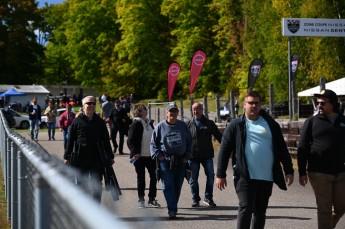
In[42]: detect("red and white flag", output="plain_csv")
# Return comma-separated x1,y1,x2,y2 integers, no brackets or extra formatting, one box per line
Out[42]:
168,62,181,101
189,50,206,94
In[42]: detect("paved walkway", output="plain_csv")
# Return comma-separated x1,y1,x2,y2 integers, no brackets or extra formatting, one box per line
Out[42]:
31,131,345,229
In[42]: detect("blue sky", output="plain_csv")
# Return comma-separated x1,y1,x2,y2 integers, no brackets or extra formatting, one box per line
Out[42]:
37,0,64,8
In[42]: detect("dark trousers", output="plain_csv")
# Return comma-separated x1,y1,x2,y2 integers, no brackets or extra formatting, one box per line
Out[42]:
134,157,157,201
76,158,103,203
235,177,273,229
111,126,125,153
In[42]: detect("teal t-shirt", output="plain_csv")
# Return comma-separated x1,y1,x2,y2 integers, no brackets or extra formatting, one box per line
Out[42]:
245,116,274,181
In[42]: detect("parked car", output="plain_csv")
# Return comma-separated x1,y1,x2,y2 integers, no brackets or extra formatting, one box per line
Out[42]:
1,108,30,129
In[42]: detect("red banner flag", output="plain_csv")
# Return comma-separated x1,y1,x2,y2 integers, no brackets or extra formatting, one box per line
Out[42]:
168,62,181,101
189,50,206,94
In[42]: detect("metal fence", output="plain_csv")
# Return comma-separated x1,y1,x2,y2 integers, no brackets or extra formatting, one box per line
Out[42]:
0,110,130,229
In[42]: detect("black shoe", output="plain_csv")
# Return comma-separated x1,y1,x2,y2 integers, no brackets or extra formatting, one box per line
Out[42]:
203,198,216,207
191,200,200,207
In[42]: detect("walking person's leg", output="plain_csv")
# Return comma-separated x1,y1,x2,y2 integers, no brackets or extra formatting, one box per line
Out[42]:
189,159,201,206
111,126,118,153
332,172,345,228
236,177,254,229
251,180,273,229
51,122,56,140
202,158,216,206
118,128,125,154
309,172,334,229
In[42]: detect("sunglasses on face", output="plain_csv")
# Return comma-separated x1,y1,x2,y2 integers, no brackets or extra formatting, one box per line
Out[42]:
246,101,260,105
316,101,329,106
84,102,96,106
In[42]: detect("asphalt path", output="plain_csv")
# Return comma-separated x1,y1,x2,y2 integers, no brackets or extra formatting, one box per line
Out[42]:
30,130,345,229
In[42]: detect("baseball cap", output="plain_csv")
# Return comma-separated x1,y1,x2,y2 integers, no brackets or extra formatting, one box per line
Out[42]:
166,103,179,112
314,89,338,104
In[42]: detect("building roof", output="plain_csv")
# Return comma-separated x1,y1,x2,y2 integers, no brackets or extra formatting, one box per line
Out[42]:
0,85,50,94
297,78,345,97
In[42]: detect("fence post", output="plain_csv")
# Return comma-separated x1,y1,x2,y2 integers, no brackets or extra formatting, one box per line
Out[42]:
216,93,221,122
34,174,51,229
189,98,193,118
203,96,208,119
180,100,184,121
269,84,274,117
6,137,11,220
230,91,235,119
18,150,27,229
11,142,18,228
148,101,152,122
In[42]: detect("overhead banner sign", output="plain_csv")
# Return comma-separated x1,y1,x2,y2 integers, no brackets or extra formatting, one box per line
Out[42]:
167,62,181,101
282,18,345,37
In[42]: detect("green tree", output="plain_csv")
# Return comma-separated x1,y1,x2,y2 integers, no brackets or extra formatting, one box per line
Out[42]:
0,0,44,84
114,0,171,99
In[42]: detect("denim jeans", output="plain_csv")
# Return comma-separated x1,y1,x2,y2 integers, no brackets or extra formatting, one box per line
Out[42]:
159,158,186,216
29,119,40,139
62,126,71,149
188,158,215,201
308,172,345,229
235,177,273,229
47,122,56,140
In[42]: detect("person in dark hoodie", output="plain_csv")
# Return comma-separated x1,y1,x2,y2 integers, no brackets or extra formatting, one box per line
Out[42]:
216,91,294,229
298,89,345,229
186,102,222,208
64,96,114,203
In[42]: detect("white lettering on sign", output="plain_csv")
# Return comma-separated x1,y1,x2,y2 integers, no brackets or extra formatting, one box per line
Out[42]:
282,18,345,37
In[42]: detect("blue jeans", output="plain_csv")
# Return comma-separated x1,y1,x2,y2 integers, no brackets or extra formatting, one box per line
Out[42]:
47,122,56,140
159,159,186,216
29,119,40,139
62,126,71,149
188,158,215,201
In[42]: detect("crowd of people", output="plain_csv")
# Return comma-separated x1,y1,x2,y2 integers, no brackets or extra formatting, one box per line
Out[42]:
24,89,345,227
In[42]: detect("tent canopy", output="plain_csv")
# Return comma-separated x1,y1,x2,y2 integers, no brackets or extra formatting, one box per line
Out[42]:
298,78,345,97
0,88,26,97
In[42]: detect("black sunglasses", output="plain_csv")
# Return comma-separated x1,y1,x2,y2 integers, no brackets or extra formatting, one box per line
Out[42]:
84,102,96,106
316,101,329,106
246,101,260,105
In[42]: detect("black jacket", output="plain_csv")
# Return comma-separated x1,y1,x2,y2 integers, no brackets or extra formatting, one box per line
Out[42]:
127,119,154,159
297,113,345,176
109,107,128,128
186,115,222,159
64,113,113,163
216,109,294,190
27,104,42,120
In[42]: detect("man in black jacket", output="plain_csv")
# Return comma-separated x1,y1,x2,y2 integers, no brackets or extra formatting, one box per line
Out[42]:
64,96,114,203
107,99,129,154
186,102,222,207
298,89,345,229
216,91,294,229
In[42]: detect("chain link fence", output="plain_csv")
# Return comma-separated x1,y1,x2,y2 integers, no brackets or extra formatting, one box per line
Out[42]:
0,110,130,229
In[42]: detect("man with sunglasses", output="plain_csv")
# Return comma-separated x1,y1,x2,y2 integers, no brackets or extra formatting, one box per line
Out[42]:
216,91,294,229
64,96,114,203
298,89,345,229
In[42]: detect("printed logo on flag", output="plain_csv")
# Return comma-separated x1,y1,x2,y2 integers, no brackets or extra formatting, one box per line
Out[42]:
250,65,261,77
291,60,298,73
193,53,206,66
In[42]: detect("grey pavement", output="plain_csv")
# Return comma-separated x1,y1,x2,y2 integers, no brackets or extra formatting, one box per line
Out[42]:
30,130,345,229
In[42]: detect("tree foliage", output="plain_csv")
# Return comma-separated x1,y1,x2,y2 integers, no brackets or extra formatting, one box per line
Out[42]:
4,0,345,103
0,0,44,84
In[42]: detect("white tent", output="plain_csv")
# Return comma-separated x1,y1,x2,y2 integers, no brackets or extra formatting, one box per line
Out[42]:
298,77,345,97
